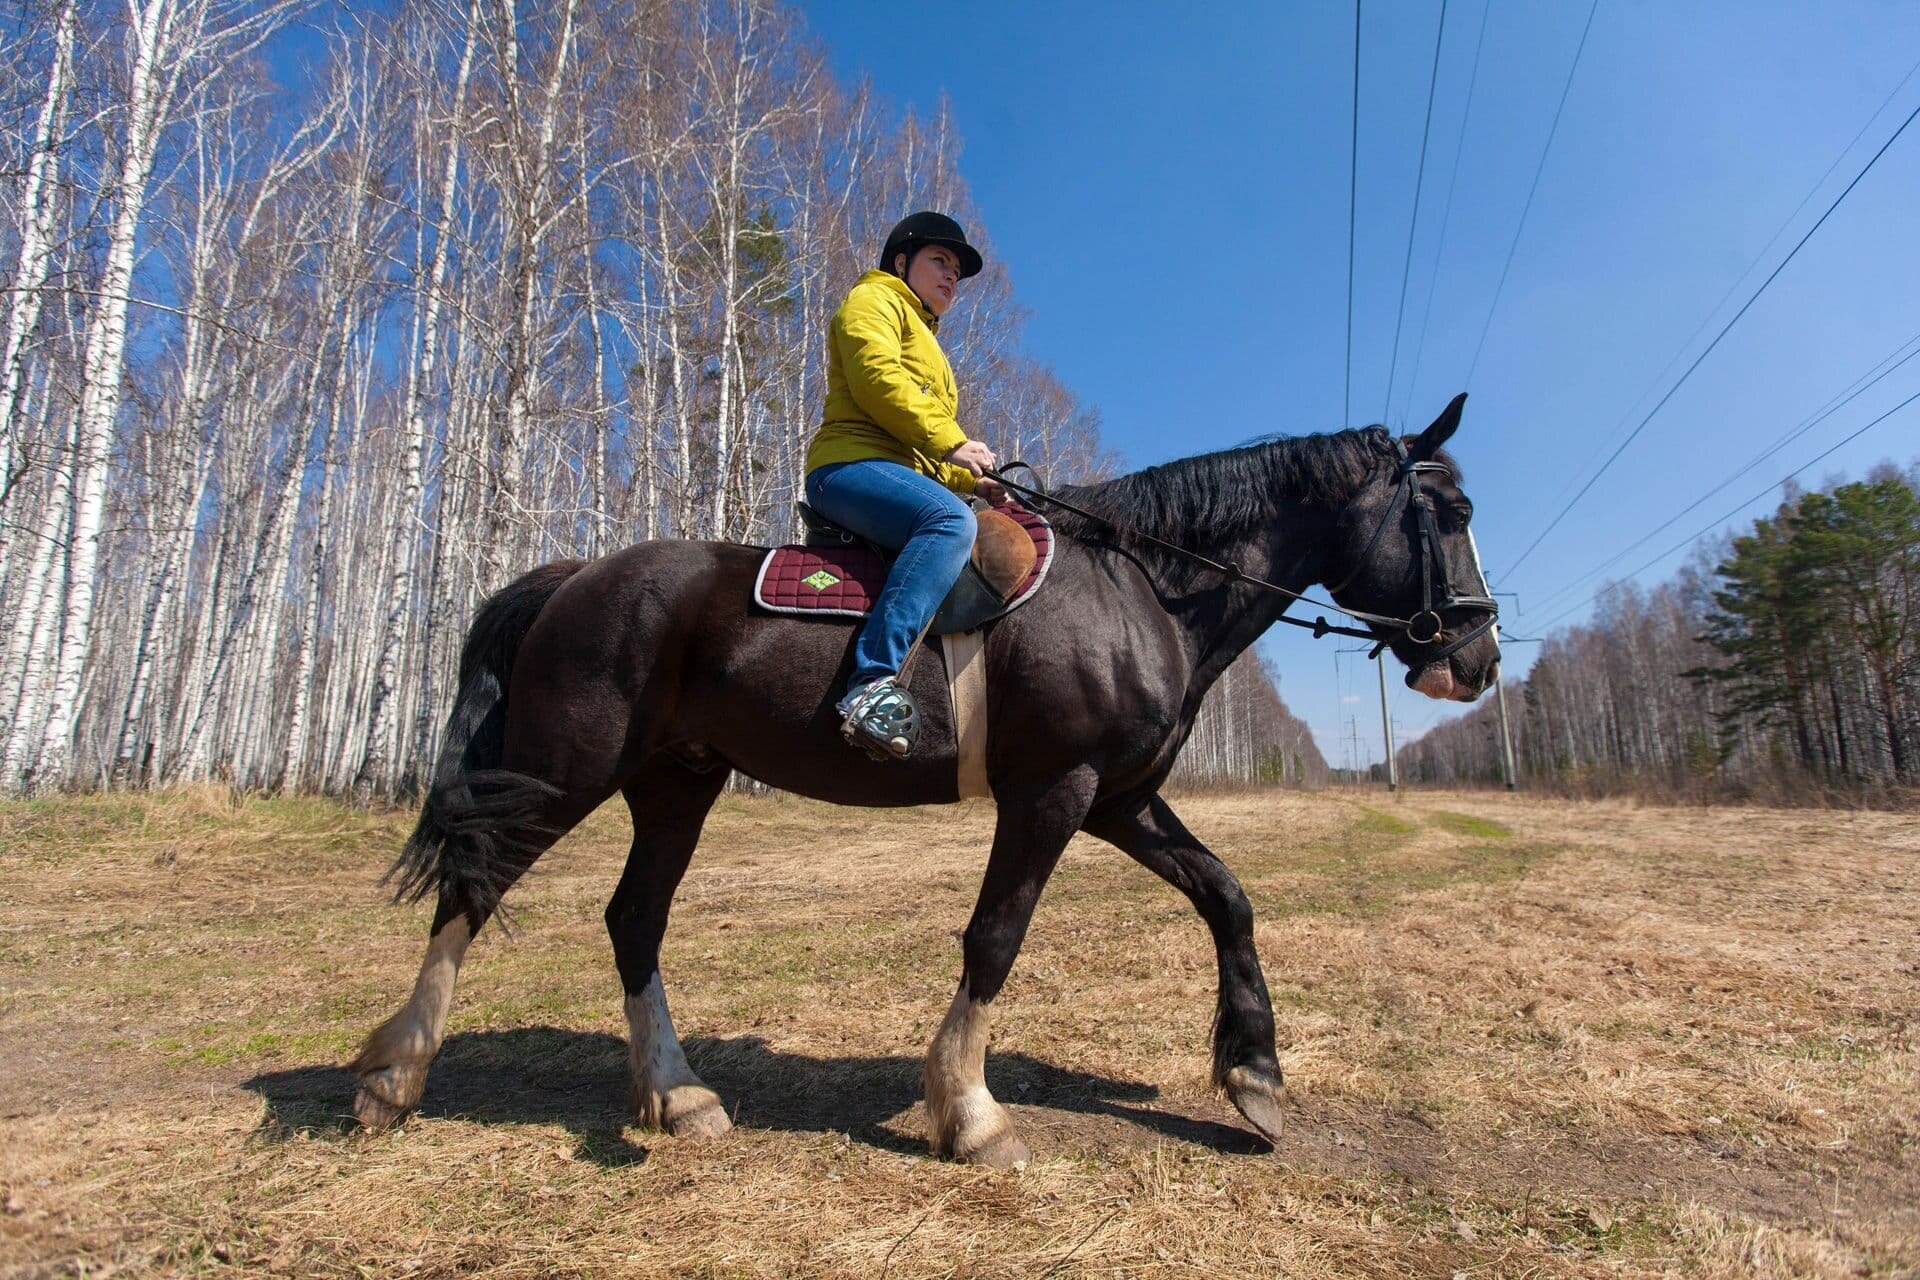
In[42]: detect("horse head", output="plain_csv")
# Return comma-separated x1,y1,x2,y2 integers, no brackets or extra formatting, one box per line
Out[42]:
1323,393,1501,702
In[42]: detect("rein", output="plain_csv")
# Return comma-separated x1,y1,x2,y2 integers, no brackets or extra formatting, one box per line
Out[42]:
983,440,1498,661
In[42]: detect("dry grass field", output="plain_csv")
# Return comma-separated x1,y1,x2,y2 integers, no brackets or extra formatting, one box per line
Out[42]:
1,784,1915,1278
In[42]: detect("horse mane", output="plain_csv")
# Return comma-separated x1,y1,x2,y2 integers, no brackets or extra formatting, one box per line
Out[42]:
1050,425,1413,547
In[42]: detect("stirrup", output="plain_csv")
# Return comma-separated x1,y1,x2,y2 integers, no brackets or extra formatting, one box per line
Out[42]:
838,679,920,761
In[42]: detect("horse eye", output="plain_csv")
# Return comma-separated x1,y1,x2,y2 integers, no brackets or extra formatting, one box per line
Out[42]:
1452,503,1473,528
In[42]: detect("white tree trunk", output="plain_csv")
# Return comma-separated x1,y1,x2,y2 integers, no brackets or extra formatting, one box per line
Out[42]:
655,197,694,538
31,0,184,792
481,0,578,583
110,432,213,784
356,0,482,796
0,0,78,542
578,133,611,556
0,410,78,786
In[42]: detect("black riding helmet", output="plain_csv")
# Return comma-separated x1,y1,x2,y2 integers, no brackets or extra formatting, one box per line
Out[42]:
880,211,983,280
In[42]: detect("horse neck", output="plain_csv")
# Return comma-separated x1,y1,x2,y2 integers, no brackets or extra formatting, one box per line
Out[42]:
1065,475,1342,702
1162,493,1334,704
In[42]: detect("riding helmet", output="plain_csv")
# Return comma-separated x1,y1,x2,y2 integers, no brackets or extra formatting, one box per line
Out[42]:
880,211,983,279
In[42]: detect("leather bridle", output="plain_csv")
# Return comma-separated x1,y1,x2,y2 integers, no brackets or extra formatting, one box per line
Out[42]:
983,436,1499,663
1318,436,1499,661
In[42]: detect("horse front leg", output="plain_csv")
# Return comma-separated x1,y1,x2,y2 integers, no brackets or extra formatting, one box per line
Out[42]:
1082,790,1285,1142
924,767,1098,1168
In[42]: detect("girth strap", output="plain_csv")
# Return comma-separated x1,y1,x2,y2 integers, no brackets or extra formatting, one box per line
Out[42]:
942,631,991,800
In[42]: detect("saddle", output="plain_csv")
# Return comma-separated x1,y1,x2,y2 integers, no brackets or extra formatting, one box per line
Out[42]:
753,500,1054,634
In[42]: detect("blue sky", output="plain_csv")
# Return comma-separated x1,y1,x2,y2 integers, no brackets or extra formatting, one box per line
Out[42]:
800,0,1920,765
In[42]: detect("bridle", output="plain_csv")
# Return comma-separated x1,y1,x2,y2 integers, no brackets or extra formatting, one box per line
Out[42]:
1318,436,1499,661
982,436,1499,662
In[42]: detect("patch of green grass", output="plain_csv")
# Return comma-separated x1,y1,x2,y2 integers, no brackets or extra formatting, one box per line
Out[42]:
183,1026,357,1067
1246,840,1554,922
1787,1032,1885,1063
1354,807,1416,836
465,988,603,1029
0,786,403,870
1429,811,1511,840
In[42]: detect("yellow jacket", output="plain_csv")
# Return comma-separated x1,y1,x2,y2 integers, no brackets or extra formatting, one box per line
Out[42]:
806,269,976,495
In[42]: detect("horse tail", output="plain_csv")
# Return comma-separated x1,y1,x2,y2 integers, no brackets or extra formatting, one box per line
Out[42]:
384,559,589,923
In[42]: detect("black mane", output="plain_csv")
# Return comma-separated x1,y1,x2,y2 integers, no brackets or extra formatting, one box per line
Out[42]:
1049,426,1403,547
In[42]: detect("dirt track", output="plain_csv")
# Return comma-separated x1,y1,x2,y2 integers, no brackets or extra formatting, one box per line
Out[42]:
1,786,1915,1277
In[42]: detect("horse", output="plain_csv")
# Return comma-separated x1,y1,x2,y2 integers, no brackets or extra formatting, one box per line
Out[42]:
348,394,1500,1167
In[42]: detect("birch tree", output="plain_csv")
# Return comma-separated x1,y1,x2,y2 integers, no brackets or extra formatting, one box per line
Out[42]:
28,0,304,792
0,0,78,537
355,0,484,798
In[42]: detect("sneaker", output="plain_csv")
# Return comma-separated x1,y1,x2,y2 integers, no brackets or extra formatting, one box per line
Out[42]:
837,679,920,760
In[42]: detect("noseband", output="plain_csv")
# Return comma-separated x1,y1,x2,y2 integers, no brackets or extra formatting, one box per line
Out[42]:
983,439,1499,662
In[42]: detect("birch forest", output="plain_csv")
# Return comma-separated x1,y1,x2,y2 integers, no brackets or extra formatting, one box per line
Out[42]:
1396,466,1920,802
0,0,1314,797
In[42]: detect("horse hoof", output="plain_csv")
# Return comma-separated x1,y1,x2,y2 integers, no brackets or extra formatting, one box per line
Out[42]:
353,1084,414,1131
636,1084,733,1139
665,1093,733,1140
352,1063,426,1131
1224,1065,1286,1144
955,1127,1030,1170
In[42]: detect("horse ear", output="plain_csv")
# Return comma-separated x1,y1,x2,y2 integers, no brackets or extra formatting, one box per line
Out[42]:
1409,392,1467,460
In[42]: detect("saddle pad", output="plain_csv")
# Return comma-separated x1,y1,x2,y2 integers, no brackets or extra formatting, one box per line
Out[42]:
754,501,1054,620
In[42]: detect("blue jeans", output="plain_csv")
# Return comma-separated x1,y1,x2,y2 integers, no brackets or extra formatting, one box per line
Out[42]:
805,459,976,695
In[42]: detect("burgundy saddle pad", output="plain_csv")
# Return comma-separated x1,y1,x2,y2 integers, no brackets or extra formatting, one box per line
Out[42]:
754,501,1054,622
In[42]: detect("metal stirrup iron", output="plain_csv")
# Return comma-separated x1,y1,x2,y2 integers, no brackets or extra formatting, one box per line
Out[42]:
840,680,921,760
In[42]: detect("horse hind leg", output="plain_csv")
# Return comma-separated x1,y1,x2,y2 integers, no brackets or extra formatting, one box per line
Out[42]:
625,973,730,1138
351,772,601,1130
607,758,732,1138
350,894,473,1129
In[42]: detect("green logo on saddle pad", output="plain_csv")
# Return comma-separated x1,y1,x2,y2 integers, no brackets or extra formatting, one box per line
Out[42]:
802,569,841,591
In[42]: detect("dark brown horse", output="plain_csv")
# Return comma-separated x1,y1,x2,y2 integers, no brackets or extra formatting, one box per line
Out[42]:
350,395,1500,1167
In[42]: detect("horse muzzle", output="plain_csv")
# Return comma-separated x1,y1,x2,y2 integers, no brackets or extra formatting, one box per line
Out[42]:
1407,661,1455,700
1407,657,1497,702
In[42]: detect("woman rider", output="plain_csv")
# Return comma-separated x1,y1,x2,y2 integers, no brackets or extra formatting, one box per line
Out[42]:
804,211,1009,759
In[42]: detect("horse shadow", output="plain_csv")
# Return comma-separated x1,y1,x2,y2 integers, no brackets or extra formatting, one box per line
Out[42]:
242,1028,1266,1168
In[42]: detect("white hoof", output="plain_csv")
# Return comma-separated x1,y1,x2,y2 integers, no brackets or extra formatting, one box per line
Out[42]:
950,1123,1029,1169
636,1083,732,1139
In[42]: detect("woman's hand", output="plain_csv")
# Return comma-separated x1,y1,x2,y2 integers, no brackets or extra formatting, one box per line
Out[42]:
944,439,996,477
974,476,1009,506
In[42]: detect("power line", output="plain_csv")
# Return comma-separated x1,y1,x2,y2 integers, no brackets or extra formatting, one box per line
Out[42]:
1527,54,1920,528
1383,0,1450,423
1502,92,1920,579
1345,0,1361,427
1533,382,1920,631
1462,0,1601,385
1523,329,1920,616
1402,0,1491,426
